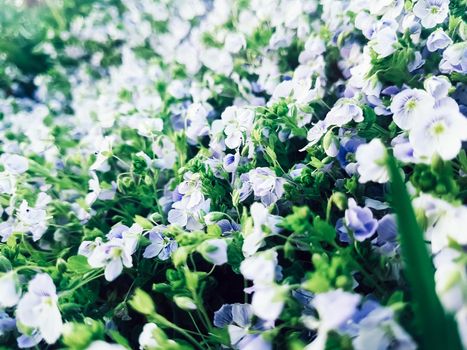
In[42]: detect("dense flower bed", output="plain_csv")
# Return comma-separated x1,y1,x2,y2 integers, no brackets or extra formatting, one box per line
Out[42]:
0,0,466,349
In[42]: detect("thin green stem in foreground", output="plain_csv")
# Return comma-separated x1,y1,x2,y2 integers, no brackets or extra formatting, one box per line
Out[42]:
387,154,462,350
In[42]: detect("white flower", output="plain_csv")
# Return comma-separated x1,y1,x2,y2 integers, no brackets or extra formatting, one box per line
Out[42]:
240,250,278,285
390,88,435,130
178,0,206,20
456,307,467,349
369,26,398,58
221,106,254,149
138,323,177,350
78,238,103,258
301,36,326,59
413,0,449,29
176,172,204,209
426,29,452,52
0,171,16,194
184,103,211,142
87,238,134,281
301,120,328,151
86,172,115,207
153,136,177,169
86,341,126,350
132,116,163,137
325,99,363,127
305,290,361,350
291,78,318,105
312,290,361,330
369,0,404,18
271,78,317,106
168,173,211,230
0,154,28,175
0,271,21,308
224,33,246,53
251,283,288,321
90,136,113,172
355,11,377,40
17,200,48,241
409,98,467,160
242,202,281,256
355,139,389,184
425,201,467,253
139,323,159,349
16,274,63,344
434,249,466,312
175,42,201,74
86,172,101,206
200,48,233,76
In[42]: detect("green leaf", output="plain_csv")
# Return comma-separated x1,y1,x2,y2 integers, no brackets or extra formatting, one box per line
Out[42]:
387,155,463,350
0,255,12,272
207,224,222,237
66,255,91,274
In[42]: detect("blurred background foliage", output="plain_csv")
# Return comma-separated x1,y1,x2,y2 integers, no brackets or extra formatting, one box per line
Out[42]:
0,0,118,98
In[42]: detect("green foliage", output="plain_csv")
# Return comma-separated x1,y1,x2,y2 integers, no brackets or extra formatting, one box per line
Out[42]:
62,318,106,350
387,154,463,350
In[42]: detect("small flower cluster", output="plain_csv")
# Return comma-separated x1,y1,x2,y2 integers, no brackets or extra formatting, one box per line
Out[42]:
0,0,466,349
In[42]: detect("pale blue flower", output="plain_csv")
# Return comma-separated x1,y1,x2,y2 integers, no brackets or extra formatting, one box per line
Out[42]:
407,52,425,72
390,88,435,130
344,199,378,242
351,304,416,350
199,238,228,265
223,152,240,172
17,331,42,349
439,42,467,74
0,312,15,337
426,29,452,52
240,168,285,206
424,76,451,99
214,303,272,350
375,214,399,254
337,136,365,175
143,228,178,260
217,219,241,235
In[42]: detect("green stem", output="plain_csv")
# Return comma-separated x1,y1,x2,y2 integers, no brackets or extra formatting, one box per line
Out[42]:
152,314,204,350
387,154,462,350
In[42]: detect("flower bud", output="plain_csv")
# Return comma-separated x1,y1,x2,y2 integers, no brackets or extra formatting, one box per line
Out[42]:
174,296,197,310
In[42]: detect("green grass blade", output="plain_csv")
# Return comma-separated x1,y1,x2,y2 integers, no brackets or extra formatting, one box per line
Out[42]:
387,155,462,350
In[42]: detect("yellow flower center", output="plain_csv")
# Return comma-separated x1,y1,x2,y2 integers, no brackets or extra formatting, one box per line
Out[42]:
406,99,417,111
